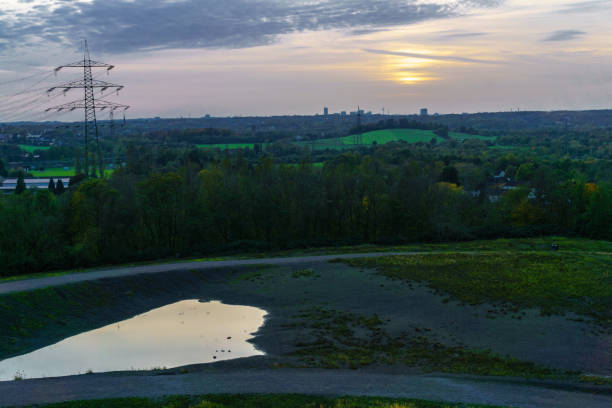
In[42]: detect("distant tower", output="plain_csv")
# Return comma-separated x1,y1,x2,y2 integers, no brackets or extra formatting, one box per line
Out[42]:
354,106,363,145
323,106,329,116
420,108,428,117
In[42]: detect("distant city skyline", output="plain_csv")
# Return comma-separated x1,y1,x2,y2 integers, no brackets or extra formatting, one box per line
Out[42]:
0,0,611,121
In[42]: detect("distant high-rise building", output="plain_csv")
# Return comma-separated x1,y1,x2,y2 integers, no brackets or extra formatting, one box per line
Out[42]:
341,111,347,116
420,108,428,116
324,107,329,116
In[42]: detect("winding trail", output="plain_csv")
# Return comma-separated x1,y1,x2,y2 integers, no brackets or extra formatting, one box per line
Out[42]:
0,252,418,295
1,368,612,408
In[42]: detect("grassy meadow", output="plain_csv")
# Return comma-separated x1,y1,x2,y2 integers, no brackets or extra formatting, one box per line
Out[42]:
28,167,116,177
294,129,496,150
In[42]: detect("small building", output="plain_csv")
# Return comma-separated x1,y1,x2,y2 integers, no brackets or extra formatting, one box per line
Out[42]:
0,178,70,193
323,107,329,116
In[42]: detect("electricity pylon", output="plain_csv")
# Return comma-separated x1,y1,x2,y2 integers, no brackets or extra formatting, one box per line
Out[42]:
354,106,362,145
45,40,129,177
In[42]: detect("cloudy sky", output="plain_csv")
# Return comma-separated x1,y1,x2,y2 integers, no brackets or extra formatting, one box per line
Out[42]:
0,0,611,119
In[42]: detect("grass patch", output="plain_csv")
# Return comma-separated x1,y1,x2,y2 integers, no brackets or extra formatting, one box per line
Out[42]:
341,252,612,325
18,144,51,153
232,266,274,284
197,143,255,150
580,375,612,386
28,167,75,177
28,167,116,177
18,394,513,408
291,268,319,279
289,308,556,378
345,129,445,146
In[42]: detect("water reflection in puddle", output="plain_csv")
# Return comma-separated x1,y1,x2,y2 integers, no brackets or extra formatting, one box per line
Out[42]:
0,300,267,381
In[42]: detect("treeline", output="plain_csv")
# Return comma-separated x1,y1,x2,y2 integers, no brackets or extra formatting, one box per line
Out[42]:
143,128,293,145
1,148,611,276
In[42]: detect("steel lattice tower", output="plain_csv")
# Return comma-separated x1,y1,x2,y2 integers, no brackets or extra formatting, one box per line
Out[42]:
46,40,129,177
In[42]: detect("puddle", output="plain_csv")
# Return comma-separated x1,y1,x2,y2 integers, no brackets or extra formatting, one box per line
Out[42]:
0,300,267,381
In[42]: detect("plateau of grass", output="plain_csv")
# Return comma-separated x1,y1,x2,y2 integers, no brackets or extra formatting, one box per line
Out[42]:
18,394,512,408
341,251,612,325
296,129,495,150
345,129,446,145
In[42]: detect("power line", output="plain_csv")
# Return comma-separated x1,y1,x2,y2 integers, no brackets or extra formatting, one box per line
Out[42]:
0,71,53,87
45,39,129,177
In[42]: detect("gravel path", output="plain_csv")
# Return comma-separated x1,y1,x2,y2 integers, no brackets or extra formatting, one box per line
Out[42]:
0,252,417,295
1,369,611,408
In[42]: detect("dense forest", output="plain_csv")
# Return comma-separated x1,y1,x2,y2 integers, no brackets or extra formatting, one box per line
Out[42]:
1,142,611,276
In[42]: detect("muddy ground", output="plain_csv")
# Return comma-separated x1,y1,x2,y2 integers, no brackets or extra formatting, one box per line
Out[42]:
1,260,610,376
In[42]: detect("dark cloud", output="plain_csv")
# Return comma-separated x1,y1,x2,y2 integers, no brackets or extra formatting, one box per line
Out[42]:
363,48,497,64
434,29,488,40
349,28,390,36
0,0,504,54
544,30,586,42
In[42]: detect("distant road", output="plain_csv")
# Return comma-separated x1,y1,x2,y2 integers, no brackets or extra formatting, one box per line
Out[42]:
1,368,611,408
0,252,418,295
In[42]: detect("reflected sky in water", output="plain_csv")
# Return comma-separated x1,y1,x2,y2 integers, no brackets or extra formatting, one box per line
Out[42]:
0,300,267,381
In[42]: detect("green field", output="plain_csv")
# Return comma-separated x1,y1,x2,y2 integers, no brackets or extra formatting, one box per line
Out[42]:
29,167,116,177
29,167,75,177
197,143,255,150
18,144,51,153
194,129,496,152
296,129,495,150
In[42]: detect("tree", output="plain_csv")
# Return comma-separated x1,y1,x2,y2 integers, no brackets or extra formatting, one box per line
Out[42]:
0,159,7,177
97,147,105,179
47,178,56,195
75,151,83,175
15,172,26,195
440,166,460,185
55,179,65,195
434,127,449,139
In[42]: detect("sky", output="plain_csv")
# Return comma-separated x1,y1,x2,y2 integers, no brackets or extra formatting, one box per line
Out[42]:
0,0,611,120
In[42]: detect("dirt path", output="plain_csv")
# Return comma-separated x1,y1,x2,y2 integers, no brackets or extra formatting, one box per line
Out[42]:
0,252,418,295
1,368,611,408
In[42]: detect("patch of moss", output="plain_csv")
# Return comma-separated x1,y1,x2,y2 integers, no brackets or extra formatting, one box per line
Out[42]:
291,268,319,279
342,252,612,326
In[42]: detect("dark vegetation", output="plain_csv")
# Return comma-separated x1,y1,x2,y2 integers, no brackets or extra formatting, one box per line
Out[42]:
1,138,612,276
17,394,512,408
2,111,612,276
